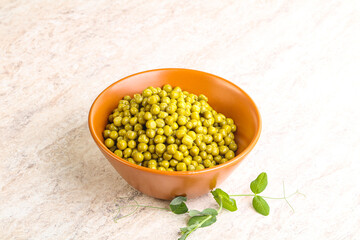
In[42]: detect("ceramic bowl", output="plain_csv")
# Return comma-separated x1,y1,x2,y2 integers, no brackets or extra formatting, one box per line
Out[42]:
88,68,261,200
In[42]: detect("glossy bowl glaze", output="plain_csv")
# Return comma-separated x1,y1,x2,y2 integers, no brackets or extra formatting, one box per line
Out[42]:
88,68,261,200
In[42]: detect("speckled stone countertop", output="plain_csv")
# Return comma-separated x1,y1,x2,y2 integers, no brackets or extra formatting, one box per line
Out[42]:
1,1,360,239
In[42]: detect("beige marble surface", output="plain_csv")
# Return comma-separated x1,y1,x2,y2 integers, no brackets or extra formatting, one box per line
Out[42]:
1,0,360,239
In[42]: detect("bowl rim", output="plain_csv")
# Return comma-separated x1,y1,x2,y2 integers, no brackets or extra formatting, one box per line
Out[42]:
88,68,261,176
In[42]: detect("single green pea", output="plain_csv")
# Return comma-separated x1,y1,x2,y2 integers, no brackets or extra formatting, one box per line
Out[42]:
224,136,232,145
179,144,188,153
211,147,220,156
103,130,111,138
176,162,187,171
199,142,206,151
160,160,170,168
126,130,137,140
138,134,148,143
117,140,127,150
214,133,223,143
171,122,179,130
196,164,205,170
159,103,167,111
123,148,132,157
163,125,173,136
166,136,175,144
108,124,118,131
183,156,192,166
199,151,207,160
113,117,122,127
170,91,180,99
144,112,152,120
214,155,222,163
146,120,156,129
114,150,123,157
193,156,202,164
151,104,161,115
155,119,165,128
219,158,227,164
157,128,164,135
173,151,184,161
219,146,229,155
191,112,200,120
229,141,238,151
187,165,195,171
137,143,148,152
155,143,166,154
182,135,193,146
133,152,144,162
154,135,165,144
203,159,212,168
163,152,172,161
158,111,168,119
148,160,157,166
170,159,178,167
105,138,115,148
190,146,200,156
148,144,155,153
127,140,136,149
157,166,166,171
175,129,186,139
225,150,235,160
205,145,213,154
143,151,152,160
147,95,157,105
163,84,172,92
223,125,232,134
146,129,156,138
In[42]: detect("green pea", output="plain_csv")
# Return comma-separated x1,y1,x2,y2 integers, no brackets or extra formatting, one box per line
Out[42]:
137,143,148,152
114,150,123,157
105,138,114,148
163,84,172,92
225,150,235,160
166,136,175,144
117,140,127,150
146,120,156,129
151,104,161,115
176,162,187,171
176,129,186,139
103,130,111,138
126,130,137,140
133,152,144,162
170,159,178,167
182,135,193,146
173,151,184,160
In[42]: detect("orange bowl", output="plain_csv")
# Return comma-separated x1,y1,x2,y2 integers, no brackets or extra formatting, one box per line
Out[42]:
88,68,261,200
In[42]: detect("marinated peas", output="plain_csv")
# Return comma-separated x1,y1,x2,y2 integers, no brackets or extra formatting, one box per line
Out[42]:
103,84,238,171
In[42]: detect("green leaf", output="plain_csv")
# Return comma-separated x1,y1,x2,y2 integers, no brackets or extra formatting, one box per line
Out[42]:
252,196,270,216
250,172,268,194
188,215,217,228
201,208,218,216
211,188,238,212
170,196,188,214
188,210,202,217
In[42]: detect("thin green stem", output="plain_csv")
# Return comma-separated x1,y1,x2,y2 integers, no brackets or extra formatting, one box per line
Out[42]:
229,191,300,200
229,194,255,197
283,181,294,212
114,199,140,223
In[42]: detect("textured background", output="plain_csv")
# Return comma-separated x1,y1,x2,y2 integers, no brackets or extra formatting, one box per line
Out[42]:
1,0,360,239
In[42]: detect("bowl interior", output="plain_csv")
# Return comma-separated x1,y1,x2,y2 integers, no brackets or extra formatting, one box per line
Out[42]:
90,69,260,161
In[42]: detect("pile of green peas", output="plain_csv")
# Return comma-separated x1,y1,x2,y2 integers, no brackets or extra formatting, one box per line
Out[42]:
103,84,238,171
